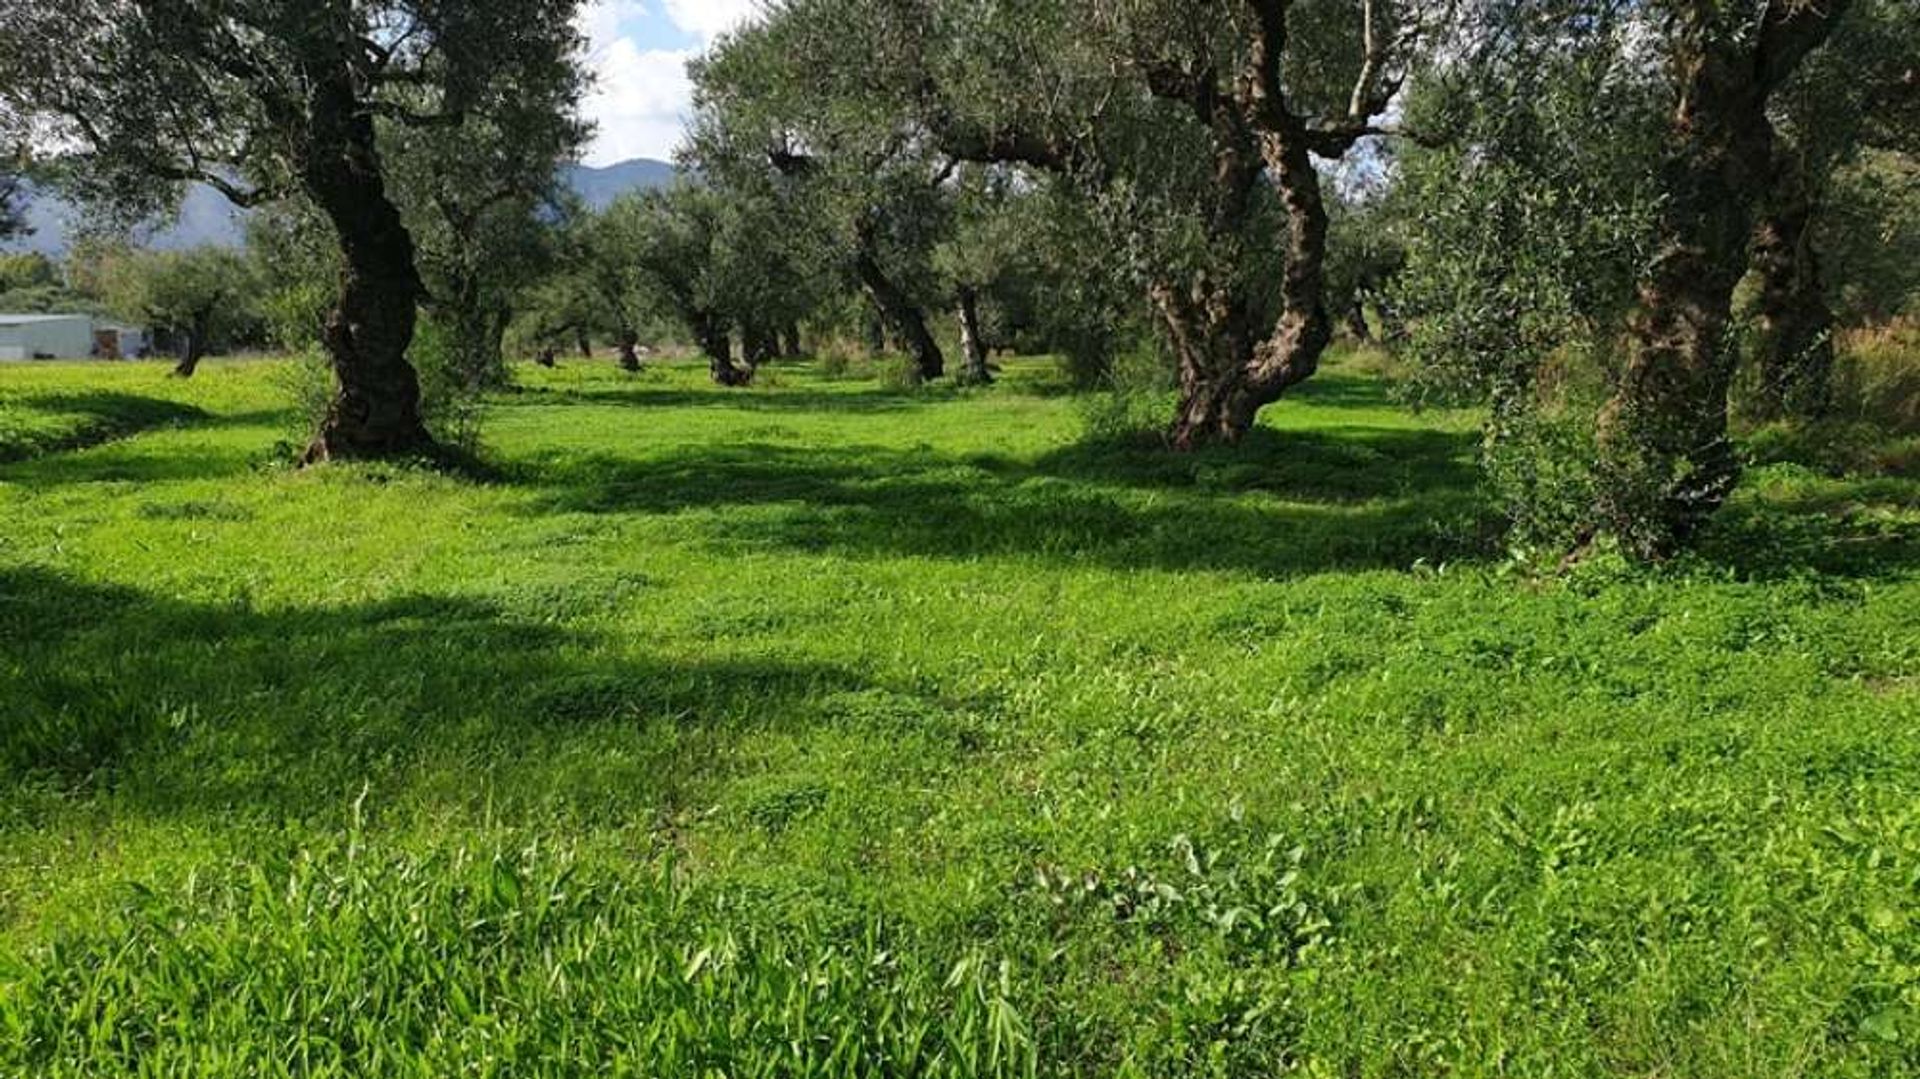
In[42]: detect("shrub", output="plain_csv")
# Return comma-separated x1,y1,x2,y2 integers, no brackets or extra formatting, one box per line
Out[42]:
814,336,867,381
408,316,488,454
1832,321,1920,435
875,353,924,392
1075,342,1173,445
1481,407,1606,553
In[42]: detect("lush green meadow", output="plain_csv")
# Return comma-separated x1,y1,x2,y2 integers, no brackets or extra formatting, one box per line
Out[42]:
0,354,1915,1077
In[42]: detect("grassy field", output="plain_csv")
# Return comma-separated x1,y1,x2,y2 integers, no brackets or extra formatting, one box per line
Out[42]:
0,353,1915,1077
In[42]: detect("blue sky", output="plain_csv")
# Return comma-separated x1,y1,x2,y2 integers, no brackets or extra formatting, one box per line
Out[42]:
575,1,762,165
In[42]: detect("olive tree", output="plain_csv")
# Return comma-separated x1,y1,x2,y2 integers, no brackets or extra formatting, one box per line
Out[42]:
1746,0,1918,418
1595,0,1855,555
690,13,956,384
728,0,1443,445
0,0,584,461
98,246,261,376
383,59,588,392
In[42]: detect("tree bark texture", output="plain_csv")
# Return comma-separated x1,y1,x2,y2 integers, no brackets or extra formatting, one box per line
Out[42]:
171,305,214,378
297,58,433,463
615,328,642,372
697,315,751,386
1749,155,1835,418
854,241,943,382
1596,1,1849,554
956,285,992,385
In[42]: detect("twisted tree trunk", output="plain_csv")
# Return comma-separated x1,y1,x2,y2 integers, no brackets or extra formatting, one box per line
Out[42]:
614,328,642,372
1345,300,1372,343
697,315,751,386
1596,1,1849,554
1165,128,1330,449
171,304,215,378
293,46,434,464
956,284,991,385
854,236,943,382
1750,156,1834,419
742,322,779,369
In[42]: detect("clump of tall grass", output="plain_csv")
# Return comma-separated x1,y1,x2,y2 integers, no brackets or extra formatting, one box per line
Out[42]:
1075,342,1172,445
0,840,1044,1079
1833,319,1920,435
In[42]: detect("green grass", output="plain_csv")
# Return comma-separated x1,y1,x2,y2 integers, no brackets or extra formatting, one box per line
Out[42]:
0,353,1915,1077
0,372,210,463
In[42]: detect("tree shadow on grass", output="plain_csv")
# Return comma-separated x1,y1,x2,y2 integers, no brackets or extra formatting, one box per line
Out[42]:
0,567,883,828
507,384,952,416
1030,425,1483,504
0,392,210,464
0,443,261,487
1282,373,1405,411
1692,481,1920,581
516,426,1497,578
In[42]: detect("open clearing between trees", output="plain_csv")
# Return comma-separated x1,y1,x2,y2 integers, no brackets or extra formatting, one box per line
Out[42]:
1,354,1916,1076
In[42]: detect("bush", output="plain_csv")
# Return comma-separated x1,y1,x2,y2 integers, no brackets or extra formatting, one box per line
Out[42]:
875,354,924,392
814,336,868,381
1480,407,1606,553
268,349,336,455
408,316,488,453
1832,321,1920,435
1075,342,1173,445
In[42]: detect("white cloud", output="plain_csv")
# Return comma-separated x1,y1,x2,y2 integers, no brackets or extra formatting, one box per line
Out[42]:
661,0,761,42
575,0,761,165
581,39,698,164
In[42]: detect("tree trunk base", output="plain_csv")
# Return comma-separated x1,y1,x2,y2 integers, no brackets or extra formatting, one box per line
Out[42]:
1166,370,1271,451
300,399,437,466
710,357,753,387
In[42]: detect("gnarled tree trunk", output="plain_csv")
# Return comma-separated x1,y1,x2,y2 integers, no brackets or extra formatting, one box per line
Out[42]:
696,315,750,386
855,244,943,382
614,327,642,372
741,322,779,370
1165,129,1331,450
171,305,214,378
1159,276,1261,447
1750,156,1834,419
575,327,592,358
1596,1,1849,555
955,284,991,385
297,62,433,464
1345,300,1372,343
781,322,803,358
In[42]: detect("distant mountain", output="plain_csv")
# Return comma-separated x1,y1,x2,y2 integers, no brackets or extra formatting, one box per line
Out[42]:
2,158,680,256
7,182,248,256
564,158,679,209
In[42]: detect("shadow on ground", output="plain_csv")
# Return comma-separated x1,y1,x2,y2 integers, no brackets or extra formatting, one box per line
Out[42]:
514,425,1496,578
0,392,209,463
0,567,880,827
507,383,956,416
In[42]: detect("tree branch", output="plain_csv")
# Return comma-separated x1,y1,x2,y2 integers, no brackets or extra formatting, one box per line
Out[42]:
1758,0,1854,94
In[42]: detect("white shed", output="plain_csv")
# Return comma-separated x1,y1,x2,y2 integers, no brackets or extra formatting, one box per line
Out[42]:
0,314,95,361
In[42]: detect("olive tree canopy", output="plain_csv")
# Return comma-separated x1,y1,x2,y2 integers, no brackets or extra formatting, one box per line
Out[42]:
0,0,585,460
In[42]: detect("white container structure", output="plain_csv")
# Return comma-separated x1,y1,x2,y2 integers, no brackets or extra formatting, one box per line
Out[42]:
0,314,96,360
